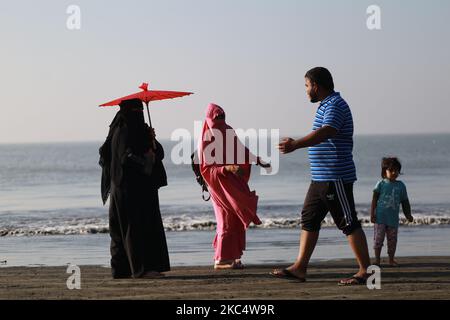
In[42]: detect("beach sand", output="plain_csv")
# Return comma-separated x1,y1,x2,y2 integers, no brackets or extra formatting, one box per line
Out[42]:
0,256,449,300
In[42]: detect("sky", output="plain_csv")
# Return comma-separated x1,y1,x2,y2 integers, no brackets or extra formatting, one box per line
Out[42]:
0,0,449,143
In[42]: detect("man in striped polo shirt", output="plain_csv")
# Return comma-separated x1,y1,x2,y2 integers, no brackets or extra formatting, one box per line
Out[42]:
272,67,371,285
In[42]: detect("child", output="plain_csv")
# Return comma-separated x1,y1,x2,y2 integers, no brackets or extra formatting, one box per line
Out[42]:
371,157,414,267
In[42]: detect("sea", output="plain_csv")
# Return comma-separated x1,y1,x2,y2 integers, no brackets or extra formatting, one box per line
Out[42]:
1,134,449,267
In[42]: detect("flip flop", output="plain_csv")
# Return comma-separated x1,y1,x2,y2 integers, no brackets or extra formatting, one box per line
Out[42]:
338,276,367,286
270,269,306,282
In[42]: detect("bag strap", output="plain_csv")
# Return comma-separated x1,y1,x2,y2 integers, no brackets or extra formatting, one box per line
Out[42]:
202,189,210,201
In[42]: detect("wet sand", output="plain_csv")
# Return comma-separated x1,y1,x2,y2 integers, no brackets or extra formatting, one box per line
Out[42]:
0,256,449,300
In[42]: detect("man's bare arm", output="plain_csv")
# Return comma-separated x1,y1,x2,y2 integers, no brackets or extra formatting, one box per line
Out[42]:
278,126,338,154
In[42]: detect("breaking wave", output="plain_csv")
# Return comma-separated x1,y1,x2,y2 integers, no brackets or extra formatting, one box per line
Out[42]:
1,214,449,237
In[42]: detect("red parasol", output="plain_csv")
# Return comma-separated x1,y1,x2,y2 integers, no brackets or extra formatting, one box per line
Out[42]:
99,83,193,128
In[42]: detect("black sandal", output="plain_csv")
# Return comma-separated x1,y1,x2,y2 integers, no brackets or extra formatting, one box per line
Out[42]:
338,276,367,286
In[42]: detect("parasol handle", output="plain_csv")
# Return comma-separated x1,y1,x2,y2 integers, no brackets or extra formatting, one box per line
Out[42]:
145,102,156,150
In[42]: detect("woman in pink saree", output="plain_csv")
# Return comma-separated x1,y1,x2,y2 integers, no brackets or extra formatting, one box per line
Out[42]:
198,103,270,269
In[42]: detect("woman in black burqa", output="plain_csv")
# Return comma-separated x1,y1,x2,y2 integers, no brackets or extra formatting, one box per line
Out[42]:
99,98,170,279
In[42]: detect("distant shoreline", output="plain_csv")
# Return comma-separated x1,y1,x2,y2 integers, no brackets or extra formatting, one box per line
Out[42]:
1,132,450,146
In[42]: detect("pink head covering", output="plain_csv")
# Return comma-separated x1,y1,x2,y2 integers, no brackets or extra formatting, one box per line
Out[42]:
205,103,226,129
199,103,257,168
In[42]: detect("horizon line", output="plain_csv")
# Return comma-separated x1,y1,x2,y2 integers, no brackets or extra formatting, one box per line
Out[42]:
1,132,450,145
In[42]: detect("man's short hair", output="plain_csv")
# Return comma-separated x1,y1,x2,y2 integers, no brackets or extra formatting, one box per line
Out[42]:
305,67,334,91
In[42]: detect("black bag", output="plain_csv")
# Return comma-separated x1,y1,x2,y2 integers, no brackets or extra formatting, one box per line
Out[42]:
191,151,210,201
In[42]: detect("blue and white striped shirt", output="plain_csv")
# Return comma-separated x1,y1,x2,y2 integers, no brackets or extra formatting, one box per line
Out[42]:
308,92,357,183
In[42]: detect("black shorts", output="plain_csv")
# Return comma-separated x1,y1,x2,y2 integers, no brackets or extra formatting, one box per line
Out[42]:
301,180,361,236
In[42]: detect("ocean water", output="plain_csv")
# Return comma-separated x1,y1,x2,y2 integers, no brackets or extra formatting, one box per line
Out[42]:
0,134,449,266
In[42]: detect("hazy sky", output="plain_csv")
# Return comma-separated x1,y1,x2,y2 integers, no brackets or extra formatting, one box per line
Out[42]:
0,0,449,143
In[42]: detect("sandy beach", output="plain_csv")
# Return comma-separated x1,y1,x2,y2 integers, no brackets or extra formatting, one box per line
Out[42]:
0,256,448,300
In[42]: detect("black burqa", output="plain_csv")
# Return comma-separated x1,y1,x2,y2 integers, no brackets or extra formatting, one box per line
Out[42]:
99,98,170,278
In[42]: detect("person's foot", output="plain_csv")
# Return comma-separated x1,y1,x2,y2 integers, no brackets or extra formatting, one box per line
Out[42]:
389,260,399,267
234,259,244,268
214,260,244,270
338,269,370,286
270,266,306,282
338,274,368,286
373,259,381,267
214,259,233,266
355,271,369,278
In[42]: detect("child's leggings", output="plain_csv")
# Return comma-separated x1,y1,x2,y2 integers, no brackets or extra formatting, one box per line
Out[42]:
373,223,398,257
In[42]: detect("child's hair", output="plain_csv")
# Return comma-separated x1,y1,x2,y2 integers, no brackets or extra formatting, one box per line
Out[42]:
381,157,402,178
